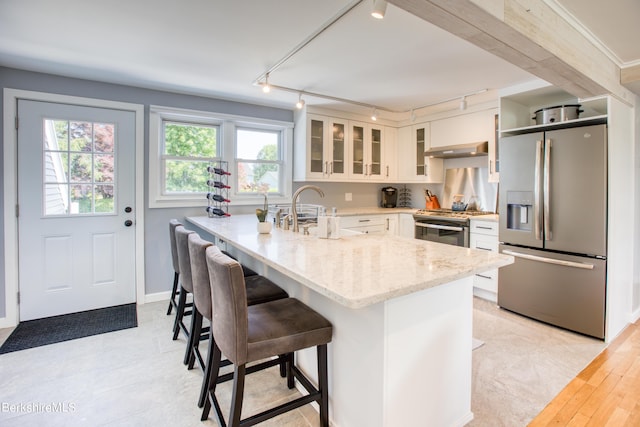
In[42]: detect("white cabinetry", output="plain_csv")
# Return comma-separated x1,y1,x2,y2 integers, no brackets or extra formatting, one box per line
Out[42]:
349,121,386,181
397,122,443,183
430,108,497,148
383,127,397,181
384,214,398,235
294,114,349,181
399,213,415,238
469,219,499,302
341,215,386,234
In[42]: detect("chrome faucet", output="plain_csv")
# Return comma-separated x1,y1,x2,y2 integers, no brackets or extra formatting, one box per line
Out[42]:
291,185,325,233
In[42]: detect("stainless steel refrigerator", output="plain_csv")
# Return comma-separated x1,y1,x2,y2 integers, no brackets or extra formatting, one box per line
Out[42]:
498,124,607,339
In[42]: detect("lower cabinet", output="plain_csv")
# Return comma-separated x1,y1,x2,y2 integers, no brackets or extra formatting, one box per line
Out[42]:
398,213,415,238
340,214,399,235
469,219,499,302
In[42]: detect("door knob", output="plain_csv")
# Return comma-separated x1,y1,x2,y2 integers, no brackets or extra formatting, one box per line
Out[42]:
124,206,132,213
124,220,133,227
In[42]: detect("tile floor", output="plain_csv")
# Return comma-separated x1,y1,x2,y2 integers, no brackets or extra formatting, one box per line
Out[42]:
0,298,606,426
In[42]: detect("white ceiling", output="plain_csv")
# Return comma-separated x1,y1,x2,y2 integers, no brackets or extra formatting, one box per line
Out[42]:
0,0,637,119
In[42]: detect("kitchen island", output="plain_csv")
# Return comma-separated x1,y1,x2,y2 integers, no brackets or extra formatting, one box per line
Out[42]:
186,215,513,427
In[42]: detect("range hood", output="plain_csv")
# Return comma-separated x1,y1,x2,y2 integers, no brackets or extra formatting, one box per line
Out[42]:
424,141,488,159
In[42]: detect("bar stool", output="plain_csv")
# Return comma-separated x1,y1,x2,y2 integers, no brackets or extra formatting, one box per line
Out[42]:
172,225,195,342
187,234,290,407
166,219,182,315
202,247,333,427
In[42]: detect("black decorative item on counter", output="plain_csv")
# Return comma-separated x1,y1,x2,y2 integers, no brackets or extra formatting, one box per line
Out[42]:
397,185,412,208
206,160,230,218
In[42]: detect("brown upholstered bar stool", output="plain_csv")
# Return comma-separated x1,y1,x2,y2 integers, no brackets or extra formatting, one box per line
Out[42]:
187,234,289,407
166,219,182,315
202,247,333,427
172,225,196,343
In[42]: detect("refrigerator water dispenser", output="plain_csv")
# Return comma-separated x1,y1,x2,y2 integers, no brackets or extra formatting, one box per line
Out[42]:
506,191,534,231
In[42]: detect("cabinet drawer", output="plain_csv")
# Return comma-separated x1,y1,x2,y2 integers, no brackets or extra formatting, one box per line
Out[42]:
474,269,498,293
470,234,499,252
340,215,386,229
470,220,498,236
345,224,385,234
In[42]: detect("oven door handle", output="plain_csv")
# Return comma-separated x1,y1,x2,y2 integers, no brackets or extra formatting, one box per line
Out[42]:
416,223,465,232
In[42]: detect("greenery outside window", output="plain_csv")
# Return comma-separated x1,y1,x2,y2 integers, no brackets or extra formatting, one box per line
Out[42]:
236,128,282,194
149,105,293,208
162,121,219,194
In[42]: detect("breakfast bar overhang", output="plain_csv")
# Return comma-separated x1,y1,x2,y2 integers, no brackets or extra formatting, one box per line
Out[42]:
186,215,513,427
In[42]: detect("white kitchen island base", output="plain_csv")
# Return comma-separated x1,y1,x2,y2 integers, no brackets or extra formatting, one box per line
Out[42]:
220,252,473,427
187,215,512,427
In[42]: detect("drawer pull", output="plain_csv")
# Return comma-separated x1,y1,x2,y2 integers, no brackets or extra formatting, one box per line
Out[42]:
475,273,493,280
475,246,492,251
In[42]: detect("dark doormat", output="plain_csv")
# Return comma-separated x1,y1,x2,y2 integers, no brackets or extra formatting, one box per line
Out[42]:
0,303,137,355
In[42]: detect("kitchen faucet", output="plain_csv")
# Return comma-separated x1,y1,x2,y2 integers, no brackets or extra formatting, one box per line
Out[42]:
291,185,325,233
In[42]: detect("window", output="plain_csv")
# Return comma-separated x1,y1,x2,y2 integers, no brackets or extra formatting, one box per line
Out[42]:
162,121,219,194
43,119,116,216
236,128,282,194
149,106,293,208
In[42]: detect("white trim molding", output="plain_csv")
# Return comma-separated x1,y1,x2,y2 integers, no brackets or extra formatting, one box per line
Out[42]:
1,88,146,328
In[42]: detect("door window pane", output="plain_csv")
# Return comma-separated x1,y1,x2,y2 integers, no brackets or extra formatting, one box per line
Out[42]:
43,119,116,216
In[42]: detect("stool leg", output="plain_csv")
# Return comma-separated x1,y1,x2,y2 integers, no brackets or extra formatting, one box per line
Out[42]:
228,365,246,427
318,344,329,427
166,272,179,315
278,353,286,378
172,286,187,340
201,342,223,421
185,308,202,367
198,329,215,408
286,352,295,389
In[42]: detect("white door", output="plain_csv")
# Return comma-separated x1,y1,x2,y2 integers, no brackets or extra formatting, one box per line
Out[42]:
17,100,136,321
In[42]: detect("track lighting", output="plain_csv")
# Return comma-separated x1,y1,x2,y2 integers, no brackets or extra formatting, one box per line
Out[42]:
296,94,305,109
371,0,387,19
371,108,378,121
459,96,467,111
262,73,271,93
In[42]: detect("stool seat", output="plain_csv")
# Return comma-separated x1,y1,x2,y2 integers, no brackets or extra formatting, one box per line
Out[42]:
244,276,289,306
246,298,332,364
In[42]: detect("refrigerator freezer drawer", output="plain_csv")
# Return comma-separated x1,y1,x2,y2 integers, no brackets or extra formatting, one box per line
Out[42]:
498,245,606,339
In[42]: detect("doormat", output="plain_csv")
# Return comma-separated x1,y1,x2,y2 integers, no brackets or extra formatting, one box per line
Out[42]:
0,303,137,355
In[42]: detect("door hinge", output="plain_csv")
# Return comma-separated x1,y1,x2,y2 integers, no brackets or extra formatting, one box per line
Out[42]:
17,292,20,304
15,116,19,130
15,204,19,218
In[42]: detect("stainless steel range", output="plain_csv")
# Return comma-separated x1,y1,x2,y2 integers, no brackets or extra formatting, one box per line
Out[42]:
413,209,492,247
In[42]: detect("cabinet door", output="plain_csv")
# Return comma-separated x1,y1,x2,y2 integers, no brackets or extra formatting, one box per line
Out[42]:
430,109,497,148
398,213,415,238
414,123,443,183
368,124,384,180
488,113,500,183
384,127,397,181
328,118,348,180
350,122,366,180
307,115,327,179
384,214,398,235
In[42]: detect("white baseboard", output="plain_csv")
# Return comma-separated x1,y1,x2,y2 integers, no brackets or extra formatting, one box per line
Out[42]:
630,307,640,324
143,291,171,304
0,316,17,329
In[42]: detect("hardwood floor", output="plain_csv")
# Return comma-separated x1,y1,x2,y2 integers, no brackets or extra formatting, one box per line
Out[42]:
529,320,640,426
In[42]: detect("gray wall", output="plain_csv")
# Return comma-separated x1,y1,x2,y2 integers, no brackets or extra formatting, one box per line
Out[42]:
0,66,293,317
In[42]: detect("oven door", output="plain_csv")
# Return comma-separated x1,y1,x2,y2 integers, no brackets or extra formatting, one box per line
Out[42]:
415,220,469,247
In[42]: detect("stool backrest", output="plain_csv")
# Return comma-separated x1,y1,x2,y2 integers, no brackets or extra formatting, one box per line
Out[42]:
205,246,248,365
175,225,195,293
188,233,214,320
169,219,182,273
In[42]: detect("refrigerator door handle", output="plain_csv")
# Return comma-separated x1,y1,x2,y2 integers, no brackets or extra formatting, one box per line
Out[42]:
534,139,543,240
502,250,594,270
544,139,552,240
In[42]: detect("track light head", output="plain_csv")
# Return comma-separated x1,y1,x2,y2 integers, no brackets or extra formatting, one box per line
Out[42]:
296,94,305,109
459,96,467,111
262,73,271,93
371,0,387,19
371,108,378,121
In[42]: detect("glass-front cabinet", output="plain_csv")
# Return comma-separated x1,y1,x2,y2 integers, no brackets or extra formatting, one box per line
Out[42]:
397,122,443,183
295,114,349,181
349,121,384,180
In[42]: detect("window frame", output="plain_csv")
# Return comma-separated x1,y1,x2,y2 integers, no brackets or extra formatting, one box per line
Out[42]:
149,105,293,208
234,125,285,196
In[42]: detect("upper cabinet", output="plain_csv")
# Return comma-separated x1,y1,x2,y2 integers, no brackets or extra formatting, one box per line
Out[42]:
349,121,386,181
430,109,497,148
294,109,396,183
397,122,443,183
294,113,349,181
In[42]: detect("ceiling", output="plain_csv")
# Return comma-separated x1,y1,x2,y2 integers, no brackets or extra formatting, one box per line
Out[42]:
0,0,638,120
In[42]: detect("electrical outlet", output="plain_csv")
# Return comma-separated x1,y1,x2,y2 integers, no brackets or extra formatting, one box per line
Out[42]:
345,192,352,201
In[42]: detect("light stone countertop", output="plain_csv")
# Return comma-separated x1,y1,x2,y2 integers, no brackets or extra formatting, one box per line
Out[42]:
186,215,513,309
332,207,417,216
